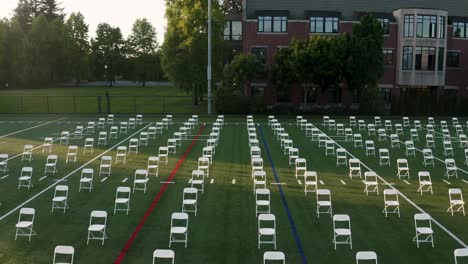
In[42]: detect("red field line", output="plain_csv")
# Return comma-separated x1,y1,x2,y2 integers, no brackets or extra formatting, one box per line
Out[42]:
114,124,206,264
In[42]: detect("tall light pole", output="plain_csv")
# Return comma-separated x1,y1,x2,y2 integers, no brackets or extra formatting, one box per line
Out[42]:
207,0,212,115
105,64,110,113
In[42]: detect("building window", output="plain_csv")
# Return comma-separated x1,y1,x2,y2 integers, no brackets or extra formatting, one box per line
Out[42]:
438,47,444,71
383,49,393,66
310,16,338,33
415,47,436,71
224,21,242,40
438,16,445,39
377,18,390,35
453,22,466,38
402,46,413,70
252,47,267,64
404,15,414,37
416,15,437,38
258,16,287,33
447,51,460,68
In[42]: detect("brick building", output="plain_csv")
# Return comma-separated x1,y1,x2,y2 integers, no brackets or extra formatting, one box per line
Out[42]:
223,0,468,114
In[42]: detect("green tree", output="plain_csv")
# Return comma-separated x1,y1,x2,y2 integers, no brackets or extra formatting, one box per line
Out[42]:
0,19,10,86
65,12,90,86
14,0,63,31
37,0,64,22
90,23,124,85
162,0,225,105
223,53,263,95
343,14,384,113
271,47,296,101
127,18,158,87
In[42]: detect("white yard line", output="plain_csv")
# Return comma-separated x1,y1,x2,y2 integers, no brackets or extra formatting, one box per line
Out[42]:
319,180,325,185
0,175,9,179
0,123,152,222
122,178,128,183
210,179,214,184
442,179,452,185
100,177,108,182
462,179,468,184
0,118,65,140
297,179,302,185
232,179,236,184
312,124,468,248
39,176,48,181
403,180,411,185
160,181,175,184
271,182,286,185
340,180,347,185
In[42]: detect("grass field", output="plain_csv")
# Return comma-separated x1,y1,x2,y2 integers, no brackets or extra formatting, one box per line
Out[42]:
0,114,467,263
0,87,208,114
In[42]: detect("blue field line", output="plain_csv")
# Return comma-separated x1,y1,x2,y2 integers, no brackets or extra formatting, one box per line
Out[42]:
258,125,308,264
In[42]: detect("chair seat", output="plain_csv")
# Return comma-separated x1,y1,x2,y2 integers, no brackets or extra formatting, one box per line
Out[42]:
364,181,378,186
19,176,31,181
16,221,33,228
257,200,270,206
416,227,433,235
135,179,149,184
318,201,331,206
45,163,56,167
171,227,187,234
80,178,92,183
88,224,106,232
183,199,197,205
192,180,204,185
385,201,399,206
420,181,432,185
259,228,275,236
115,198,130,204
254,180,266,185
148,165,158,169
335,228,351,236
52,196,67,202
305,181,317,186
451,200,465,205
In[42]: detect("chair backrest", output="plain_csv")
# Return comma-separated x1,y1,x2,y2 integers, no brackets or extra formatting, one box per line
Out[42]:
317,189,331,201
256,188,270,198
414,213,431,228
55,185,69,193
349,159,360,168
356,251,377,261
47,155,58,163
135,169,148,178
19,207,35,216
397,159,408,168
264,251,285,262
54,245,75,264
384,189,398,201
304,171,317,180
90,210,107,223
295,158,306,167
379,149,389,156
171,212,189,223
337,148,346,157
192,170,204,178
446,159,456,167
101,156,112,164
85,138,94,145
449,188,463,198
148,156,159,164
365,171,377,182
153,249,175,260
259,213,275,224
117,186,131,195
455,248,468,258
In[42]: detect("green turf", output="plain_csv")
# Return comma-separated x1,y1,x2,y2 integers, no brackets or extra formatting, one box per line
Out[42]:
0,87,208,115
0,115,466,263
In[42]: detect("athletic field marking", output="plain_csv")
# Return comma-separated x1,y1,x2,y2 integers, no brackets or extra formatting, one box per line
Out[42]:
421,126,460,142
210,179,214,184
259,126,308,264
0,118,65,140
382,182,396,186
100,177,108,182
442,179,452,185
0,123,152,222
297,180,302,185
39,176,47,181
462,179,468,184
340,180,347,185
403,180,411,185
188,179,192,184
1,175,9,179
159,181,175,184
122,178,128,183
271,182,287,185
53,179,68,182
312,124,468,248
114,125,204,264
319,180,325,185
232,179,236,184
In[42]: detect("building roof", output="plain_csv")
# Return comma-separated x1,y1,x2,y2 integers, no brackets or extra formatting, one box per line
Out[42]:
246,0,468,20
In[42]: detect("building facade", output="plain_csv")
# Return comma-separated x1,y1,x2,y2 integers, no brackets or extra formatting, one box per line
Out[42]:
224,0,468,114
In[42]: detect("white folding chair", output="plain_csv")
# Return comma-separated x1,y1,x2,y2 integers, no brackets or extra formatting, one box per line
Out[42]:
148,126,156,140
169,212,189,248
79,168,94,192
422,149,434,166
98,118,105,129
345,128,353,142
86,121,95,134
316,189,332,218
139,132,149,147
348,159,361,179
203,146,214,165
53,245,74,264
378,128,386,141
395,123,403,135
252,157,264,178
74,126,83,139
356,251,377,264
120,122,128,134
417,171,433,195
263,251,285,264
385,120,392,131
365,140,375,156
413,213,434,248
18,167,33,190
156,122,164,135
159,147,169,165
336,148,347,166
454,248,468,264
87,210,107,245
98,132,107,146
359,120,366,131
52,185,69,213
427,117,435,127
116,146,127,164
60,131,70,145
445,159,458,179
198,157,210,178
447,188,465,216
410,128,419,142
136,114,143,125
147,156,159,177
153,249,175,264
304,171,318,195
129,118,136,129
363,171,379,195
295,158,306,179
444,141,454,157
374,116,381,127
22,144,33,162
354,134,363,148
350,116,356,126
128,138,139,154
15,208,36,241
426,124,435,135
0,153,8,174
367,124,376,136
182,187,198,216
133,169,149,193
107,114,114,125
337,123,345,136
99,156,112,177
44,155,58,176
379,149,390,166
405,141,416,156
83,138,94,154
43,137,53,153
383,189,400,218
403,117,410,127
110,126,118,139
166,114,173,125
114,186,131,215
253,170,267,193
66,145,78,163
256,188,271,215
465,149,468,166
332,214,352,249
396,159,410,179
191,170,205,194
258,214,276,249
325,140,335,156
459,134,468,148
414,120,422,130
390,134,399,148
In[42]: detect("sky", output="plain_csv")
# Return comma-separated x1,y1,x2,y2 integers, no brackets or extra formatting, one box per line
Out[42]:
0,0,167,44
